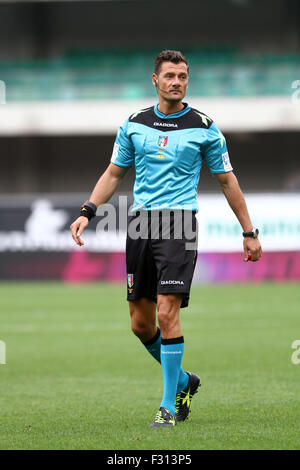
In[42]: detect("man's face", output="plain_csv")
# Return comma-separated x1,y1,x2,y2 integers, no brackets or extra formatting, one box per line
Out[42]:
153,61,189,102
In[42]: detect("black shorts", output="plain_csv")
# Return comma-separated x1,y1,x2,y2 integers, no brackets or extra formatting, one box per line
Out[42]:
126,210,198,309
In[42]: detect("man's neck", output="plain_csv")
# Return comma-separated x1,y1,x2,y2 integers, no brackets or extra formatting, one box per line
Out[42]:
157,100,184,116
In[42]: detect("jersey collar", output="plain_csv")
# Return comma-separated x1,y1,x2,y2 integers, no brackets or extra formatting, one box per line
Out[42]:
154,102,190,119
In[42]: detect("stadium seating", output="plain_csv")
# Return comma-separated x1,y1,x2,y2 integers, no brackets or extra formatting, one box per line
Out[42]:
0,48,299,101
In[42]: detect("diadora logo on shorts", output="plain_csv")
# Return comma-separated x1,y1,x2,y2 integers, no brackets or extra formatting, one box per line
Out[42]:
160,280,184,285
153,122,178,128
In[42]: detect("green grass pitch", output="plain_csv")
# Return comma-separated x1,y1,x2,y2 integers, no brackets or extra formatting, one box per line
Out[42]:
0,282,299,450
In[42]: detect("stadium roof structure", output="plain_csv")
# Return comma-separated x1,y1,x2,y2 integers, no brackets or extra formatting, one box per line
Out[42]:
0,96,298,135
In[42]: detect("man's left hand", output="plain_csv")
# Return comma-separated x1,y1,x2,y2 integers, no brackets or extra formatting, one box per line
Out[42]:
243,238,262,262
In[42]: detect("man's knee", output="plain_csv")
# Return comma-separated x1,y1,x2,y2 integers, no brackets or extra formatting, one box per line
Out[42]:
131,316,150,338
157,294,182,330
129,299,156,341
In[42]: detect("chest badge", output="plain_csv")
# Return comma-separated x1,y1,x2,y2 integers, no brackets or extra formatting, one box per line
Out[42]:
157,135,168,148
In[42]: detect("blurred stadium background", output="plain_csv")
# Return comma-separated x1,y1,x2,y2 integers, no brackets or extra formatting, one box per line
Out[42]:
0,0,299,283
0,0,300,451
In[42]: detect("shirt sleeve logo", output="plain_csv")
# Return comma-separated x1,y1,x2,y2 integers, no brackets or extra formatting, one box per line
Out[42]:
222,151,233,171
111,142,120,163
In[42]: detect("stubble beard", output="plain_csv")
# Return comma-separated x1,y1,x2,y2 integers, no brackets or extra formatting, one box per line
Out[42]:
163,91,185,103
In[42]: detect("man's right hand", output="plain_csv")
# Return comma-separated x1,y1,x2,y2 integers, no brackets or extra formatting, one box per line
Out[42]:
70,216,89,246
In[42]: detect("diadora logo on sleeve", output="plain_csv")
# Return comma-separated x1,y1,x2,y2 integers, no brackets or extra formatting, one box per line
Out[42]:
153,122,178,128
160,280,184,285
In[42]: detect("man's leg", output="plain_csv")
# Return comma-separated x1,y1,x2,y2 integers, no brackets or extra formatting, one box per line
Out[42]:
129,298,157,342
156,293,188,418
129,297,189,391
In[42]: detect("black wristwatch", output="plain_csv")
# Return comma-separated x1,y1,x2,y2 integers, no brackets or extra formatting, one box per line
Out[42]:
243,228,259,238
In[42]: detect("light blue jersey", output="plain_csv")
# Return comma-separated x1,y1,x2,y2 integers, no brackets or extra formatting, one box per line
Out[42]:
111,103,232,212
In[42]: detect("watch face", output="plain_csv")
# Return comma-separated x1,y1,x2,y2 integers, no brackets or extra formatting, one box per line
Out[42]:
254,228,259,238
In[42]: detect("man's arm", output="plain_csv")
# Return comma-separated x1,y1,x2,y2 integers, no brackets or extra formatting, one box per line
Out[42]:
89,163,128,207
216,171,262,262
70,163,128,246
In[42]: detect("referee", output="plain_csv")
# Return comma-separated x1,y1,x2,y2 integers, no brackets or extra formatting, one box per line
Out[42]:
70,50,262,428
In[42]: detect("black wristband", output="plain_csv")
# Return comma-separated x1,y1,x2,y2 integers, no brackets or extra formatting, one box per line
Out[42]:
80,200,97,221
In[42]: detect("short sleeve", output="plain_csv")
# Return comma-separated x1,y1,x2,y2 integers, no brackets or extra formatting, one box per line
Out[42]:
110,118,135,168
202,122,233,173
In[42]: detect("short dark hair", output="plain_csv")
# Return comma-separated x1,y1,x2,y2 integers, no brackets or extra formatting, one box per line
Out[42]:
154,50,189,75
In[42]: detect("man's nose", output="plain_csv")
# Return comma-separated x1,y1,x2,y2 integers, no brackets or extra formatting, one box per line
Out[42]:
172,76,181,87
